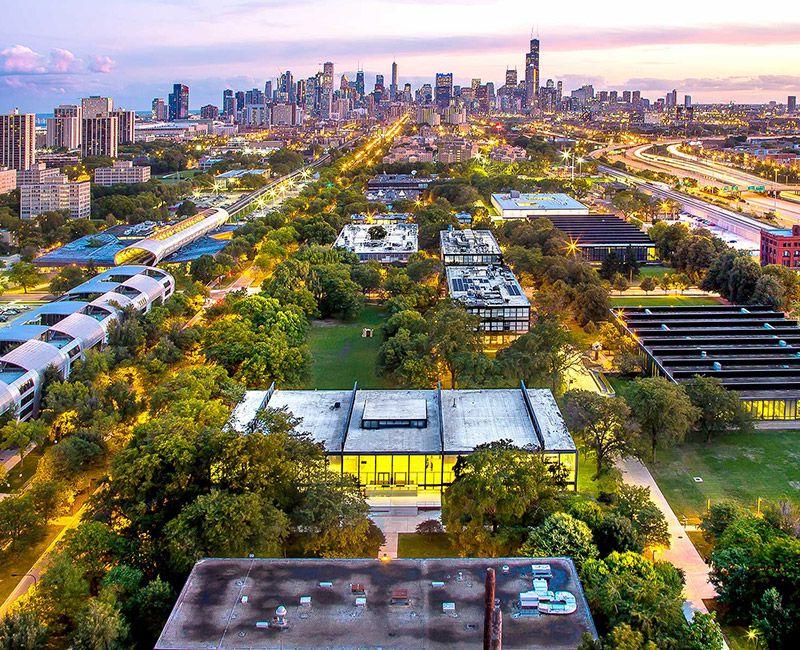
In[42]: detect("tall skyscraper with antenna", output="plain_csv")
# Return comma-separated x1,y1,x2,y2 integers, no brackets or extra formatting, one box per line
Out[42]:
390,61,398,101
524,36,540,111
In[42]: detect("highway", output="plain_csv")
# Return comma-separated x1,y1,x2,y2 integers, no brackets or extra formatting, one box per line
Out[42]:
600,164,769,244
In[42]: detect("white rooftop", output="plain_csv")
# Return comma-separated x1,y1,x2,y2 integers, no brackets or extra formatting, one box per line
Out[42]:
227,386,575,455
492,193,589,214
446,265,530,308
440,229,501,256
333,223,418,257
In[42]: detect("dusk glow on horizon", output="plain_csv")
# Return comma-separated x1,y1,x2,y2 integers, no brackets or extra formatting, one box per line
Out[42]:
2,0,800,110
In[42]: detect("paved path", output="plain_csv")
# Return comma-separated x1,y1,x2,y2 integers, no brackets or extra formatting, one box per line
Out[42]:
370,510,442,559
617,457,717,617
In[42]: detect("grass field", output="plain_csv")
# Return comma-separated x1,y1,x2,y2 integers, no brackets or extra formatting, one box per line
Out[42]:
397,533,455,558
303,305,395,389
609,295,723,308
0,525,61,604
635,265,672,281
647,431,800,522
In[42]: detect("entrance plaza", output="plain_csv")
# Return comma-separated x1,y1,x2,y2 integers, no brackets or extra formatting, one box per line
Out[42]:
228,383,578,506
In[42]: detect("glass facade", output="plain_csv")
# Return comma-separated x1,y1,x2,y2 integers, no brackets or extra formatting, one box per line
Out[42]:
742,399,798,421
329,450,578,490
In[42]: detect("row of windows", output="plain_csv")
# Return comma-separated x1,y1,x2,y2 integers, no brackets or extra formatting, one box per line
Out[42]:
362,418,427,429
478,320,530,332
443,254,502,265
468,307,530,319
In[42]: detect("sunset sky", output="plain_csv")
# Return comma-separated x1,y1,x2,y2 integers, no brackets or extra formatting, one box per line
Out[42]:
2,0,800,111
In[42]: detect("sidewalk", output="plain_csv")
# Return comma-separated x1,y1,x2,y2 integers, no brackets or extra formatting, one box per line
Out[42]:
617,457,717,618
370,510,441,559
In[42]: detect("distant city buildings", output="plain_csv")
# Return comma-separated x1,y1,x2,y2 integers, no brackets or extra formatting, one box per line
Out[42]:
151,98,168,121
168,83,190,121
82,114,119,157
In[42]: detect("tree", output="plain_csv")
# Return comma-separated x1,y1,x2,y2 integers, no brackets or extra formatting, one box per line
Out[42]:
562,390,640,478
581,552,688,646
594,513,643,557
684,376,753,442
8,261,41,294
165,490,289,572
497,319,581,394
639,276,657,294
367,225,387,240
442,442,566,556
49,265,87,295
0,610,48,650
0,419,48,461
176,199,198,217
573,284,611,327
520,512,598,569
625,377,698,462
611,273,630,293
613,485,670,548
700,501,748,542
426,300,483,388
71,600,128,650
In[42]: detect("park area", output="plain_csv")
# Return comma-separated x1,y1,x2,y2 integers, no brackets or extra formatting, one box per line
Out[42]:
609,295,724,308
647,430,800,523
303,305,395,389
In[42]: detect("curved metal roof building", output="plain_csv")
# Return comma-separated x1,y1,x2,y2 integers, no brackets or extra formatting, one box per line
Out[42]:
0,265,174,421
113,208,230,266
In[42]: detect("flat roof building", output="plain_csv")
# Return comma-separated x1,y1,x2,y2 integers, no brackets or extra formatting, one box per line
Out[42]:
491,192,589,220
229,384,578,498
19,163,90,220
0,167,16,195
0,266,173,421
156,557,597,650
613,304,800,421
93,160,151,186
760,225,800,268
333,223,418,263
440,228,502,266
446,265,530,345
547,214,656,263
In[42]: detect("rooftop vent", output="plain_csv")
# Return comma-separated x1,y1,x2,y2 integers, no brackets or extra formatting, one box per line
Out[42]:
391,589,410,606
355,596,367,607
270,605,288,628
443,601,456,614
712,362,722,371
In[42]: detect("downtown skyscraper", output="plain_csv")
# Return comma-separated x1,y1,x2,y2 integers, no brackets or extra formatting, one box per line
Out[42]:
525,38,540,110
168,84,190,121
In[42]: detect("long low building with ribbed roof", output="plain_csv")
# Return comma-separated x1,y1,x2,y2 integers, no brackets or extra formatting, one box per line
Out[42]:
613,304,800,421
0,265,174,420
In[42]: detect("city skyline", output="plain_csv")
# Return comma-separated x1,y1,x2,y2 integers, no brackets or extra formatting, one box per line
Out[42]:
1,0,800,111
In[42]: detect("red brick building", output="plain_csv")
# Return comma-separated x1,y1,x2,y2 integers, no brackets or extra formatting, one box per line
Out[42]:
761,225,800,268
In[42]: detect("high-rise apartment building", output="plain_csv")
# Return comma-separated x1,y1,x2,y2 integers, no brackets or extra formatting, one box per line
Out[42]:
152,98,168,121
665,89,678,109
264,80,273,100
222,90,235,117
113,109,136,145
200,105,220,120
168,84,189,121
435,72,454,108
46,104,82,150
789,96,797,113
82,115,119,157
524,38,540,110
322,62,334,92
0,111,36,171
81,96,113,118
19,163,90,219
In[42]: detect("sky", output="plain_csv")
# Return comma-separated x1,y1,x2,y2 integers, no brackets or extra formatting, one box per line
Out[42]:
2,0,800,112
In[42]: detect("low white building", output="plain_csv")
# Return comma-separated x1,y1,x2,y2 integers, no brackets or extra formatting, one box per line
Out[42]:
334,222,418,264
94,161,151,186
490,192,589,220
0,167,15,195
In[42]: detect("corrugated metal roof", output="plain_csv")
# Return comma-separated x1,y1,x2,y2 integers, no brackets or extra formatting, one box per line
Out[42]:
89,291,133,311
0,339,67,374
121,273,165,303
0,325,49,342
48,313,106,350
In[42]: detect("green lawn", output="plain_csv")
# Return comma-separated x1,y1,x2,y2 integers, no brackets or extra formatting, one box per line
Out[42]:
397,533,455,558
303,305,395,389
609,295,723,308
0,525,61,604
647,431,800,522
636,265,672,281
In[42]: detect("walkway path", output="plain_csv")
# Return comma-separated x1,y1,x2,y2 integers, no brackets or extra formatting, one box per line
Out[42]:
617,457,717,618
370,510,441,559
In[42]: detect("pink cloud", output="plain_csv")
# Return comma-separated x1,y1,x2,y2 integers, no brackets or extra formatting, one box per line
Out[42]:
1,45,46,74
49,48,80,73
89,54,116,74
